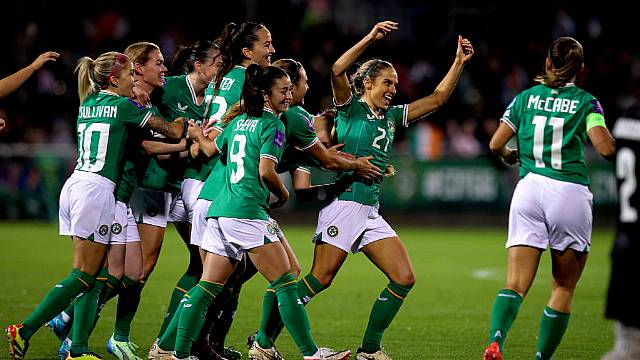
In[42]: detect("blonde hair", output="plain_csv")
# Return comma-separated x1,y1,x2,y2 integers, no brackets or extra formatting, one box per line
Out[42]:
75,52,130,102
124,42,160,66
534,37,584,88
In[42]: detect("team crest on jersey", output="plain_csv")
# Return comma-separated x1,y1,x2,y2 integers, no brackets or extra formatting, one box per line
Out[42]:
99,225,109,236
146,205,159,217
177,102,188,112
267,223,276,235
111,223,123,235
327,225,339,237
387,119,395,133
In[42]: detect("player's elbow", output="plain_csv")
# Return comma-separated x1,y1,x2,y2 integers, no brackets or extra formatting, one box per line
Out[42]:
597,140,616,161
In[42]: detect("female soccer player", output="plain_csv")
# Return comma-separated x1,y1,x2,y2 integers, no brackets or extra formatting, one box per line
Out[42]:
482,37,616,360
171,63,352,360
4,51,185,360
269,21,473,360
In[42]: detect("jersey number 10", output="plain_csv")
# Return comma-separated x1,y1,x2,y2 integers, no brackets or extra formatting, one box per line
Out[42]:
76,123,110,173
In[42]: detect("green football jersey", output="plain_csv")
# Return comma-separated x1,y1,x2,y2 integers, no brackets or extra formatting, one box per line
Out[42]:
333,96,408,205
114,129,145,203
75,90,151,183
197,120,228,201
139,75,205,192
502,83,605,185
277,105,319,173
207,109,286,220
197,66,247,199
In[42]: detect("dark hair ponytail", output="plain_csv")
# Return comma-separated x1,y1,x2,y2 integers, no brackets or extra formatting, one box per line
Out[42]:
222,63,288,123
272,58,303,86
215,22,265,92
172,40,219,75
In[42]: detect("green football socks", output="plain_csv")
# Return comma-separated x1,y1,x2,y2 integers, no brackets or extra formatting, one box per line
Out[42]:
174,280,223,358
272,272,317,356
488,289,523,350
157,273,199,339
361,281,413,353
21,268,95,340
113,277,144,341
535,306,570,359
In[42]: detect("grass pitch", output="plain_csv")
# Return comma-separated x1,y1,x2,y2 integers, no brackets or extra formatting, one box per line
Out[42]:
0,222,615,359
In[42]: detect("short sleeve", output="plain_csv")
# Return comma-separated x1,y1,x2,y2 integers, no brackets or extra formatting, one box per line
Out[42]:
386,104,409,127
120,98,153,128
214,125,229,155
260,120,286,164
500,96,519,132
287,110,318,150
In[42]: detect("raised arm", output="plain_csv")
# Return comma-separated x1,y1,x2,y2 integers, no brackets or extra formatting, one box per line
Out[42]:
331,21,398,105
0,51,59,98
145,116,186,139
489,122,519,165
406,36,474,123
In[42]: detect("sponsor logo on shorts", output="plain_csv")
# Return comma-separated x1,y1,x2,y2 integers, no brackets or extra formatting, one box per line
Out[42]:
111,223,123,235
327,225,339,237
267,223,276,235
99,225,109,236
146,205,159,217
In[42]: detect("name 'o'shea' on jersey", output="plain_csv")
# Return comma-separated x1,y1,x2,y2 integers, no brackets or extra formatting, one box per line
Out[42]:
75,90,151,183
207,109,286,221
334,95,408,206
501,83,605,185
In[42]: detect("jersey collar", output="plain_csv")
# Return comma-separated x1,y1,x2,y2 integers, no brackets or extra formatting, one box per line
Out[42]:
185,75,203,106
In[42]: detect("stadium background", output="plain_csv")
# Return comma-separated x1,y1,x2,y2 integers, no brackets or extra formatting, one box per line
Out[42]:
0,0,632,221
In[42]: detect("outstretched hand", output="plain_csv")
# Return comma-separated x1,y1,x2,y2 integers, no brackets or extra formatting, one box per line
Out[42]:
456,35,474,64
368,21,398,42
30,51,60,71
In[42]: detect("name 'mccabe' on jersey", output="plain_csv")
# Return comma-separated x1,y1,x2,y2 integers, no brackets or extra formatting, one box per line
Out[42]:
502,83,605,185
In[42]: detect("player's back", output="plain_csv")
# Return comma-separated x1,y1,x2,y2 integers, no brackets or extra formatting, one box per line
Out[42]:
504,83,602,185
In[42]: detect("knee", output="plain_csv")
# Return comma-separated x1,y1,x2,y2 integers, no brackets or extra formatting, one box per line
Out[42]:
390,269,416,287
313,272,335,288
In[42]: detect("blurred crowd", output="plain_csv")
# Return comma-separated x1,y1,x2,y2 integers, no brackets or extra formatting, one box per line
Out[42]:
0,0,637,218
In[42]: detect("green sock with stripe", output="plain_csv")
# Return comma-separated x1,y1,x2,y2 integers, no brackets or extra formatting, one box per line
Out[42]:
361,282,414,353
157,273,199,339
113,277,144,341
535,306,570,359
174,280,224,358
22,269,95,340
488,289,523,350
272,272,317,356
70,275,105,355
